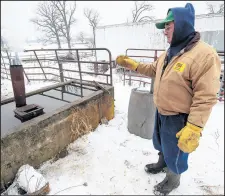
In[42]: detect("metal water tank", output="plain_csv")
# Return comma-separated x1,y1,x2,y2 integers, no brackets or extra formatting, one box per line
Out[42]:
127,88,156,140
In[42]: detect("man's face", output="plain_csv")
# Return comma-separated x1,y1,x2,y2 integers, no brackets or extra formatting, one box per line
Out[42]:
164,21,174,44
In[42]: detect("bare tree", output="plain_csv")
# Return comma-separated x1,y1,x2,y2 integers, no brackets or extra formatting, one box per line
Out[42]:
206,1,224,14
76,31,86,43
85,37,95,48
1,36,7,50
52,1,76,49
1,28,7,49
132,1,155,22
1,36,10,51
86,37,94,48
31,1,63,48
218,3,224,14
84,8,100,58
83,37,95,55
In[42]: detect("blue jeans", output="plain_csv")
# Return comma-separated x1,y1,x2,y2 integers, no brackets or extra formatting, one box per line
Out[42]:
153,109,189,174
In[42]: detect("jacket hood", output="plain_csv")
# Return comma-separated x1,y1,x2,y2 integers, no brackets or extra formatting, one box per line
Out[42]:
169,3,195,46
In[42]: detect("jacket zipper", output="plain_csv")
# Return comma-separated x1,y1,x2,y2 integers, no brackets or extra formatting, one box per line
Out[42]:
160,55,178,81
156,56,179,107
157,49,186,106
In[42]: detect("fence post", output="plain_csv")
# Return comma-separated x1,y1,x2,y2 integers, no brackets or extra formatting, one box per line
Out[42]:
76,50,83,97
55,50,65,92
129,70,132,86
107,49,113,86
94,62,98,75
33,50,47,80
55,50,64,82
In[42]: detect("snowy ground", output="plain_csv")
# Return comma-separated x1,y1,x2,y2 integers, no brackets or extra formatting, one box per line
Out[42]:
36,74,223,195
1,71,224,195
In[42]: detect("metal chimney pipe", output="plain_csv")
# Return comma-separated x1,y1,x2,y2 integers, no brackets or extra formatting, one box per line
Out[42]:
10,52,26,107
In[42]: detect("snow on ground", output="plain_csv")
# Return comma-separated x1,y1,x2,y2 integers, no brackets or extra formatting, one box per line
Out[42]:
1,68,223,195
30,72,224,195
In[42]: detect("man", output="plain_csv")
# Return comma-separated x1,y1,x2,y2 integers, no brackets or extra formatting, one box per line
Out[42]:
116,3,221,195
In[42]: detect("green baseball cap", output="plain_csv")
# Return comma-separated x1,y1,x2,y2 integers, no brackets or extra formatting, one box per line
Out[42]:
155,10,174,29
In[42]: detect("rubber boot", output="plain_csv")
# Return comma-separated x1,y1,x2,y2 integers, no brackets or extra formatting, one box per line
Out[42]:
144,152,167,174
153,168,181,195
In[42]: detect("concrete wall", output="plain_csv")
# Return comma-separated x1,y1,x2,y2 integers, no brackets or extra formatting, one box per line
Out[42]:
1,86,114,188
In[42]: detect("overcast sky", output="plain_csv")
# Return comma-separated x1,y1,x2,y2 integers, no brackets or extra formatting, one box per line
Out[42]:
1,1,223,51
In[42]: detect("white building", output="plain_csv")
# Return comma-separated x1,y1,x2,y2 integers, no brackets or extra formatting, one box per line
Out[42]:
95,13,224,61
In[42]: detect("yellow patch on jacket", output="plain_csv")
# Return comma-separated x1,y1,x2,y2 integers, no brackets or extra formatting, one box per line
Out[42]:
173,62,186,72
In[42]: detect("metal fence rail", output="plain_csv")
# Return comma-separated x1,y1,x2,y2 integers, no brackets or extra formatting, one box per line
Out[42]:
1,49,12,80
1,48,113,91
1,47,223,100
1,49,31,82
123,48,165,93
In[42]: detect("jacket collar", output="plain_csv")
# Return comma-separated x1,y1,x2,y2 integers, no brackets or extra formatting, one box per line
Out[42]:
178,31,201,56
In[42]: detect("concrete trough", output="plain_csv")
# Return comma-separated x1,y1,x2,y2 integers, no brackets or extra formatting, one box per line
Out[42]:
1,80,114,190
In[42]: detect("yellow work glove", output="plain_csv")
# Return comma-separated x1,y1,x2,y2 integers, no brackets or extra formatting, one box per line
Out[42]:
176,122,203,153
116,55,139,71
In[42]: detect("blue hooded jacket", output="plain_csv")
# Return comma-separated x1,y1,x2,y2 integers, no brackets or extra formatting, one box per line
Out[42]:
167,3,196,63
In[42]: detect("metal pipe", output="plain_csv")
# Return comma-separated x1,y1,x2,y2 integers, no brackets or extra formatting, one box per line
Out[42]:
10,53,26,107
25,73,59,77
76,50,83,97
126,48,165,52
21,58,111,65
40,93,71,103
124,78,151,84
127,55,155,59
55,50,65,92
108,49,113,85
62,68,111,76
33,51,47,79
24,48,113,52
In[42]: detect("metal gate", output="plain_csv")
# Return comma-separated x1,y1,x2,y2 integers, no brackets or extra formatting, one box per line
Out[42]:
123,48,165,93
1,48,113,87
